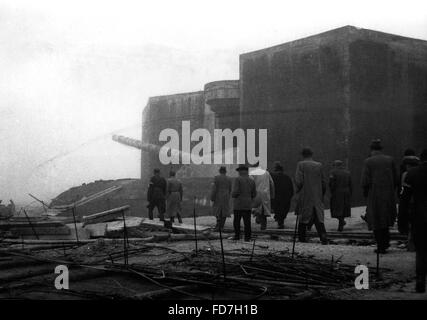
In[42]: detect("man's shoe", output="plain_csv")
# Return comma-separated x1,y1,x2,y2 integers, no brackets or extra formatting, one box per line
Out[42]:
278,224,285,229
230,236,240,241
320,235,328,245
244,238,251,242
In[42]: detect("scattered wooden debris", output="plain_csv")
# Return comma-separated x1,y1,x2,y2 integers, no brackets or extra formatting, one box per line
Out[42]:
82,205,130,226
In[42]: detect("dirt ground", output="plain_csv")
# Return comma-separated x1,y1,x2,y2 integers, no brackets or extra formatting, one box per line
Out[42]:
2,206,425,300
171,206,426,300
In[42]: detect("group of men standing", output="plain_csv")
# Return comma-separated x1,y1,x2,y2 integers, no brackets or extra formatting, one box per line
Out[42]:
146,139,427,293
146,168,183,228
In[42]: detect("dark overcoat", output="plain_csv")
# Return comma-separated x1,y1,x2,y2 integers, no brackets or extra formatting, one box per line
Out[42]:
210,174,232,218
329,168,352,219
361,151,398,230
270,170,294,214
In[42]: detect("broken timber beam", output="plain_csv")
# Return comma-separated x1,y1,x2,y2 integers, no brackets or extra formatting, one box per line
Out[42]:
82,205,130,226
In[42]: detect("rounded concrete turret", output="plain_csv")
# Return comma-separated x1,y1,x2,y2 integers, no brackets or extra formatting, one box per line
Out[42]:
204,80,240,130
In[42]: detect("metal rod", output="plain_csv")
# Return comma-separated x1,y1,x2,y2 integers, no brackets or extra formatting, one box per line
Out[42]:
71,206,79,244
23,209,39,240
28,193,49,213
122,209,129,266
193,197,198,254
218,209,226,279
292,214,300,259
250,236,257,262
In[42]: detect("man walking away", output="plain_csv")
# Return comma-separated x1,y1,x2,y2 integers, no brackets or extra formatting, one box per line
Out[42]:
270,161,294,229
361,139,398,254
250,162,275,230
329,160,352,232
295,147,328,245
211,166,232,232
399,153,420,252
398,149,427,293
232,164,257,241
147,168,167,221
165,170,183,228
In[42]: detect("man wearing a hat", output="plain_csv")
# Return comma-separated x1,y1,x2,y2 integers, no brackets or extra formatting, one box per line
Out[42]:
147,168,167,221
295,147,328,244
270,161,294,229
399,148,427,293
231,164,257,241
210,166,232,232
329,160,352,231
361,139,398,254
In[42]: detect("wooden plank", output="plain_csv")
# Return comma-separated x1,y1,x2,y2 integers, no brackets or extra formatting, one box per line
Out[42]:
141,219,210,233
106,217,143,232
82,205,130,226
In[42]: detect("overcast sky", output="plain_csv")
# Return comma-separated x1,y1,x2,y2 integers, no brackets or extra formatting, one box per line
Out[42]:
1,0,427,205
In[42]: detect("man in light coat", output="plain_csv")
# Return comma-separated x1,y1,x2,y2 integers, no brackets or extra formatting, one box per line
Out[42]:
295,147,328,244
165,170,183,228
250,162,275,230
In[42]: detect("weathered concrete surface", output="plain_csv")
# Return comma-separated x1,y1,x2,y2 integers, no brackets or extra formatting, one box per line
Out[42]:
239,26,427,205
138,26,427,206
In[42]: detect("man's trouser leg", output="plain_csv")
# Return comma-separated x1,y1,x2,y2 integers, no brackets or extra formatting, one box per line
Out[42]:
242,210,252,240
275,207,284,227
148,203,154,220
313,209,328,244
215,215,226,231
374,228,387,252
233,211,242,239
260,206,267,230
158,200,165,221
219,216,226,230
384,228,390,248
298,222,307,242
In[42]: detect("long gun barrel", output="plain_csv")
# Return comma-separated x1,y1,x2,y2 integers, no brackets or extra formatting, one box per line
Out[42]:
112,134,191,162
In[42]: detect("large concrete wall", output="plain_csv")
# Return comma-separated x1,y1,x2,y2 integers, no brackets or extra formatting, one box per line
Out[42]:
140,26,427,207
348,28,427,203
239,26,427,205
240,26,352,197
141,91,213,181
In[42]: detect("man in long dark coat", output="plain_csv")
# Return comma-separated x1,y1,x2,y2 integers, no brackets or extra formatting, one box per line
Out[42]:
329,160,352,231
210,166,232,232
147,168,167,221
270,161,294,229
398,148,427,293
295,148,328,244
361,139,398,254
